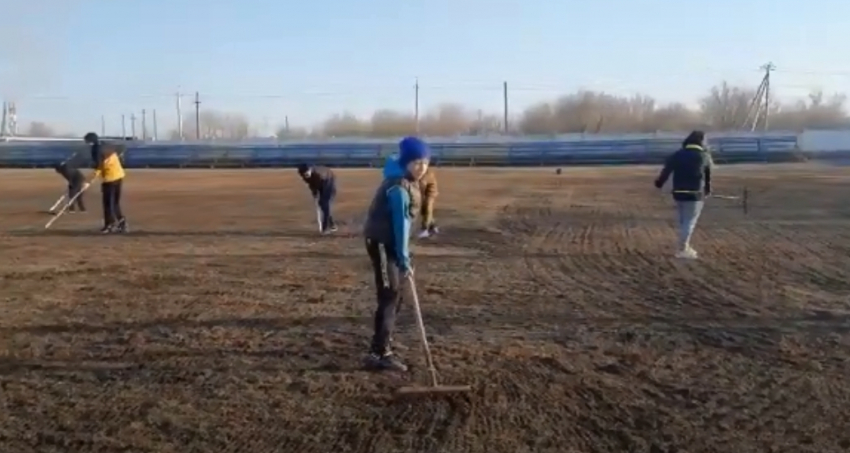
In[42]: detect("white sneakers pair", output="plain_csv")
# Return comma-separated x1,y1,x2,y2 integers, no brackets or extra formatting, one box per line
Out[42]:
417,229,431,239
675,246,699,259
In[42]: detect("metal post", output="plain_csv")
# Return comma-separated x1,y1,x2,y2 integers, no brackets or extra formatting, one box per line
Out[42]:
502,81,509,134
176,88,183,140
194,92,201,140
152,109,158,141
414,78,420,134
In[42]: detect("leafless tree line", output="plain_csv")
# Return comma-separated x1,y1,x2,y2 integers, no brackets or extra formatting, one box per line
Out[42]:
18,82,850,140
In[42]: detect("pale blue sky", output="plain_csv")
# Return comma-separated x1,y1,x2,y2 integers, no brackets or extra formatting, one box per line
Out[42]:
1,0,848,135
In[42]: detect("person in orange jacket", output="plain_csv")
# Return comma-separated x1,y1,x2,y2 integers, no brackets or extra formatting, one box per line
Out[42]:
84,132,129,234
417,167,439,238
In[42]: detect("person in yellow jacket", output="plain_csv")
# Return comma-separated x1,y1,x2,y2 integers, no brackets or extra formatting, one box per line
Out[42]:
83,132,129,234
417,166,439,238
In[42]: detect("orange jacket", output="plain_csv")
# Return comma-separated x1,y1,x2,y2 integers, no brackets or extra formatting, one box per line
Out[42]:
419,167,437,201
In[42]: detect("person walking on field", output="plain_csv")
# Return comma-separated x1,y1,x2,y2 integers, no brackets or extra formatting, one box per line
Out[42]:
84,132,129,234
417,166,440,238
362,136,431,372
654,130,713,259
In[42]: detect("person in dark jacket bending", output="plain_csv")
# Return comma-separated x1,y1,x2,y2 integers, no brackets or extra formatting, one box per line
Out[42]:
654,130,713,259
297,164,337,233
361,136,431,372
54,161,87,213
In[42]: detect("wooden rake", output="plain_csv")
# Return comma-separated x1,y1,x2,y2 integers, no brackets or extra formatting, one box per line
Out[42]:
394,275,472,398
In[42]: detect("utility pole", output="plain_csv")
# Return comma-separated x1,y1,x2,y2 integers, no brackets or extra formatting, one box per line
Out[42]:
130,113,136,138
194,91,201,140
502,81,509,134
743,62,775,131
176,87,183,140
414,78,420,134
100,115,106,136
152,109,158,141
762,62,775,130
121,114,126,137
141,109,147,140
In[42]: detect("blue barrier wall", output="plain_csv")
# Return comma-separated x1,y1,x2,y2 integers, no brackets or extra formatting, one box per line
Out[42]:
0,133,801,168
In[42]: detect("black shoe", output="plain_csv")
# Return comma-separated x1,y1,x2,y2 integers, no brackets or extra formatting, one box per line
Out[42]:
363,352,407,372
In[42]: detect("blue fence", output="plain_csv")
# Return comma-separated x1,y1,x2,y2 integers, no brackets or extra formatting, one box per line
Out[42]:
0,134,801,168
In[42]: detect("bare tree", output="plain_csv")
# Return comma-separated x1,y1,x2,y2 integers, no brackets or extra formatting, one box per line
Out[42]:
168,110,250,140
26,121,56,136
698,82,758,130
322,112,369,137
274,125,310,140
771,91,848,130
370,109,416,137
160,81,850,140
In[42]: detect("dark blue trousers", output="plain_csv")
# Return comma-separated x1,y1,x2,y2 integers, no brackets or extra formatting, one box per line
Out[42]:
317,187,336,231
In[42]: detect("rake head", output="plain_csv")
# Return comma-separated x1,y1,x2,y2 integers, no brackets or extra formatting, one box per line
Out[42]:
394,384,472,399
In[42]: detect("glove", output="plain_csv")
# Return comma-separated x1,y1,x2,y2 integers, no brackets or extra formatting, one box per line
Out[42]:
82,182,91,191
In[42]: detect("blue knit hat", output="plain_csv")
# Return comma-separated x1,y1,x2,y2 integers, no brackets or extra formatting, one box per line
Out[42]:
398,136,430,167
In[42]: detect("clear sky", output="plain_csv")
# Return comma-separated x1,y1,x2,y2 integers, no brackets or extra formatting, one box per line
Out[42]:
1,0,848,135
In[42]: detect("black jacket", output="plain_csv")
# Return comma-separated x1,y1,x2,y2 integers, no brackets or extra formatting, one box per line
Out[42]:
301,166,336,199
55,163,85,186
655,145,712,201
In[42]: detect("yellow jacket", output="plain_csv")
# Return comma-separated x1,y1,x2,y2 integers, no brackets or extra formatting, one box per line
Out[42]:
419,168,438,201
92,148,125,183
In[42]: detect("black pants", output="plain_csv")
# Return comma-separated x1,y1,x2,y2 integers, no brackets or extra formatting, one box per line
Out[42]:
68,182,85,211
318,188,336,231
366,238,403,355
101,180,124,226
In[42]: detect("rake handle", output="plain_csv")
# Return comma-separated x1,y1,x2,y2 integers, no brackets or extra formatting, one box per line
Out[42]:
45,189,87,229
407,275,439,387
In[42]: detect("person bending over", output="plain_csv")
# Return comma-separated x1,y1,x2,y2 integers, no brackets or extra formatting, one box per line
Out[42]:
54,161,87,213
297,164,337,234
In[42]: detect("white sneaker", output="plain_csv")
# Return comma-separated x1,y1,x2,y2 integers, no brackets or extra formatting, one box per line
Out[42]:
417,229,430,239
675,248,698,259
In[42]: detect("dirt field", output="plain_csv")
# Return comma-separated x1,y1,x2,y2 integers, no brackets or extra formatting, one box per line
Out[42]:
1,164,850,453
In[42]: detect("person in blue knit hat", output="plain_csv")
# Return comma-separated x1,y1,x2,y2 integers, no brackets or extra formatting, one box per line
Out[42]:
361,136,431,372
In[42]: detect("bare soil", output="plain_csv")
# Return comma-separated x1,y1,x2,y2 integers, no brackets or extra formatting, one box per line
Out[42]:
1,164,850,453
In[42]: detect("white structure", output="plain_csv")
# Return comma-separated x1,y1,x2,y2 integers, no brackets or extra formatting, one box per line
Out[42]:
0,101,16,137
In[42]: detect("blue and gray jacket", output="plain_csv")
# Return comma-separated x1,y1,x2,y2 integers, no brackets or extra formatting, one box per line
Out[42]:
362,157,420,270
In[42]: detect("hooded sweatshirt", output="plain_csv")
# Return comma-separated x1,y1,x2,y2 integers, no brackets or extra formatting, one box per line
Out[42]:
363,156,421,270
